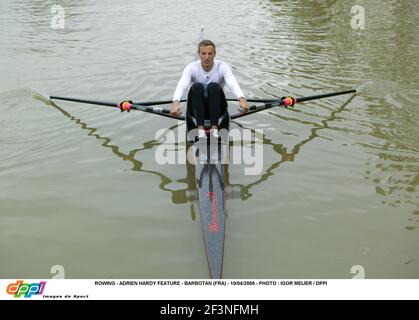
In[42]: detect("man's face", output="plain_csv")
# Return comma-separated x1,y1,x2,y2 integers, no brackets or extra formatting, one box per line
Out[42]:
199,45,216,71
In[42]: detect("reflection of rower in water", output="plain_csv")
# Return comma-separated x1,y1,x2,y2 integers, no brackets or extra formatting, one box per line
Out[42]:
170,40,249,140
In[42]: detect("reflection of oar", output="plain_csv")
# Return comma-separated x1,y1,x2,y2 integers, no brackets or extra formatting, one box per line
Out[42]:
232,89,357,119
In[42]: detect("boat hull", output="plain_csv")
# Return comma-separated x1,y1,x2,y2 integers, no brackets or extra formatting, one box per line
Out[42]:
193,141,227,279
187,105,229,279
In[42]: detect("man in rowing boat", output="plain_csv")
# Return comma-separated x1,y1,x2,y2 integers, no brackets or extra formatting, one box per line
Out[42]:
170,40,249,139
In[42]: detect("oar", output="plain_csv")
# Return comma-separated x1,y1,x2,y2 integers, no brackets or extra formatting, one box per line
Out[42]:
49,95,186,107
48,94,276,108
129,104,185,120
33,88,357,122
230,89,357,119
227,98,279,103
36,91,186,120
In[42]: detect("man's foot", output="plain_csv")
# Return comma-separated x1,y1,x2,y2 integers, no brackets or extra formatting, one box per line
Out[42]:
195,129,207,143
198,129,206,138
210,128,219,140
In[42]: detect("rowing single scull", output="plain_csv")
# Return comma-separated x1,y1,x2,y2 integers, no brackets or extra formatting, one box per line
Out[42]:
32,31,356,278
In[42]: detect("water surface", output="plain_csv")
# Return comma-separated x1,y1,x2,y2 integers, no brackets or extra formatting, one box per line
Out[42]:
0,0,418,279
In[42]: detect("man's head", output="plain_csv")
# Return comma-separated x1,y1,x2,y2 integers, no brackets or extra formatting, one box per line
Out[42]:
198,40,216,72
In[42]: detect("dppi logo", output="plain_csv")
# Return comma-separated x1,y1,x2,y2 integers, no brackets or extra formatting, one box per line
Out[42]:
6,280,46,298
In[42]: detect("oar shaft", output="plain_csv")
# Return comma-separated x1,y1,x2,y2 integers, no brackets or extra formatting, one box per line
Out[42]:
231,88,357,119
134,99,186,106
131,105,185,120
226,98,278,103
50,95,184,120
296,89,356,103
231,105,267,119
50,95,184,107
50,95,116,107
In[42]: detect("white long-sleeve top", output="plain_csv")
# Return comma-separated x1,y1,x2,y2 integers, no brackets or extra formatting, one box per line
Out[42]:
172,59,245,101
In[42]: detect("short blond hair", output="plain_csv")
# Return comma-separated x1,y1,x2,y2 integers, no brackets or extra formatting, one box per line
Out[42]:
198,40,216,53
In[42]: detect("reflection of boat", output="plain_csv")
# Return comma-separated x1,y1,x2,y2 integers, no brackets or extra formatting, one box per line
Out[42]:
185,98,230,279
